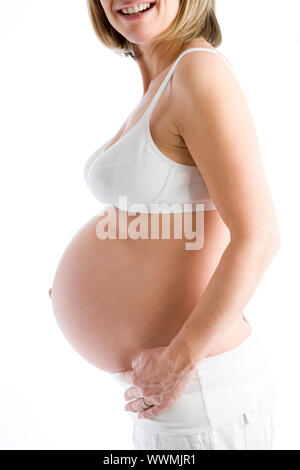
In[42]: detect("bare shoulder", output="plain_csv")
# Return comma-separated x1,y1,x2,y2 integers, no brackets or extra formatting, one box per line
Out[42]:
172,47,240,109
171,47,248,141
170,47,279,241
175,44,233,74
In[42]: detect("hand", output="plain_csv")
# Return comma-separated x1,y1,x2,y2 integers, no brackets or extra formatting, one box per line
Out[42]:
118,344,196,419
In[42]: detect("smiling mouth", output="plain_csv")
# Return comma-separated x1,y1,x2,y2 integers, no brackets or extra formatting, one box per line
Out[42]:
118,3,156,16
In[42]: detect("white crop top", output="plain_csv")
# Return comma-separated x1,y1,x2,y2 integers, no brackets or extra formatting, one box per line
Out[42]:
84,47,234,214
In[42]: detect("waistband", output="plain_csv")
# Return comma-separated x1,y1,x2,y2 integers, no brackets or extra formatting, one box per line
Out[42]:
110,331,277,435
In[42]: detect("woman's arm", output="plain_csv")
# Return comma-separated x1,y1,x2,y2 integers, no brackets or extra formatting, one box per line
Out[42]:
166,237,280,368
165,51,281,366
121,52,281,419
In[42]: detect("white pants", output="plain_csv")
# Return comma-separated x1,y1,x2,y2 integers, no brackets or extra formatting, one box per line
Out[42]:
111,332,277,450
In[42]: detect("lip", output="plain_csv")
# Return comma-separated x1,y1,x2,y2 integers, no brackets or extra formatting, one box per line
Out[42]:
116,1,156,12
117,2,156,21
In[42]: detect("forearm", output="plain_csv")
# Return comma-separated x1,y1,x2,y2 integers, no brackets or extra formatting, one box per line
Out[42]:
166,236,280,367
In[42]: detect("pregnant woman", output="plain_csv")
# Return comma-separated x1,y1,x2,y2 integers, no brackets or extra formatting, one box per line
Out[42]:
49,0,281,450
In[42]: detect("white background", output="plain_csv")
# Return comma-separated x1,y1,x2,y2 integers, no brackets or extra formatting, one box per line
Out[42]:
0,0,299,450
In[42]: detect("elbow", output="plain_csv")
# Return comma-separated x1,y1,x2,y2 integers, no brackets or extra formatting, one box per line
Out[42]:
266,231,281,259
255,230,281,262
231,229,281,258
263,222,281,256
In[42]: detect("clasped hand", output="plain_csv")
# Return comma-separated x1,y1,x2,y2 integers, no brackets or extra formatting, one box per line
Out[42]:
118,344,196,419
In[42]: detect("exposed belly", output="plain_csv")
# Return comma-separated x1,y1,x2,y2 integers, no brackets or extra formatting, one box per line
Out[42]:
50,206,250,373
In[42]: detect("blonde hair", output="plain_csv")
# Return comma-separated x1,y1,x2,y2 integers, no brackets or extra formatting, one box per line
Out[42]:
87,0,222,60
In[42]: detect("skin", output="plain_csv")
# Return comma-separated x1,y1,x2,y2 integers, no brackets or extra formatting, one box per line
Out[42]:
50,0,281,420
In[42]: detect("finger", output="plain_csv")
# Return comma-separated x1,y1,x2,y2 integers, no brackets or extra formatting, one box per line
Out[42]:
137,404,170,420
125,397,154,413
124,386,143,402
118,369,135,385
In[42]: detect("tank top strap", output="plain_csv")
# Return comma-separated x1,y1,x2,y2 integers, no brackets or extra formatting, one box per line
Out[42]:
143,47,235,121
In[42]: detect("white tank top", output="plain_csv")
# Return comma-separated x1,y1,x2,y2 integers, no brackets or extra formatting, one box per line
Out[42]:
84,47,234,214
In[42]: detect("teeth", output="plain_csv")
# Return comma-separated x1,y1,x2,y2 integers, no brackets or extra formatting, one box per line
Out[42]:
121,3,152,15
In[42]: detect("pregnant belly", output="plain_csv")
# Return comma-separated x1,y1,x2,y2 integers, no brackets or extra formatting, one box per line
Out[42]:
50,206,241,373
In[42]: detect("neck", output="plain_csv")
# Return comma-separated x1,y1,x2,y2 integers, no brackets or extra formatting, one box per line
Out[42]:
132,38,209,96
